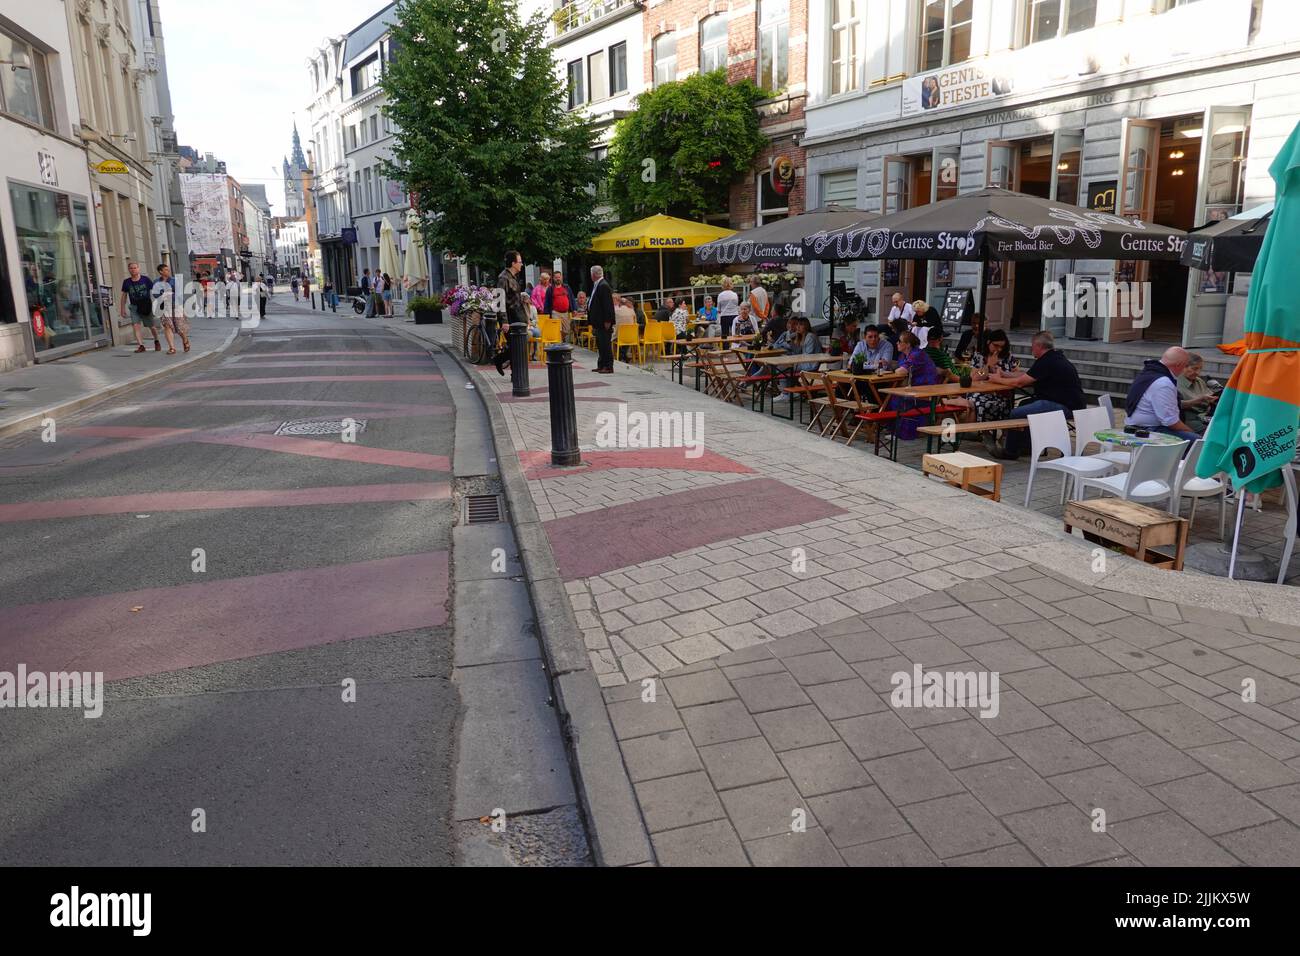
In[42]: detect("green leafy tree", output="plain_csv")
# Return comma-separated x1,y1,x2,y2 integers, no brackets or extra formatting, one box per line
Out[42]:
381,0,602,272
608,70,766,222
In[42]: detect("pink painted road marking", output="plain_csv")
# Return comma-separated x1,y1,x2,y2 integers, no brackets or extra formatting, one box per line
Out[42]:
216,360,437,368
233,351,428,358
543,476,845,580
129,400,449,413
0,482,449,522
0,552,449,681
169,374,444,388
519,448,755,480
193,432,451,471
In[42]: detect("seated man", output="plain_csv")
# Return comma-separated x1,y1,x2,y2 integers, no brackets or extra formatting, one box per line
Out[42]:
848,324,894,371
924,326,961,383
653,297,673,329
1126,347,1202,441
988,331,1087,459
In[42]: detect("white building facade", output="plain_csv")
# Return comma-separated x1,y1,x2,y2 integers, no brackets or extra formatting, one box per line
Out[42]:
801,0,1300,347
304,35,350,291
1,2,107,370
340,4,407,290
274,218,308,276
538,0,645,227
132,0,187,274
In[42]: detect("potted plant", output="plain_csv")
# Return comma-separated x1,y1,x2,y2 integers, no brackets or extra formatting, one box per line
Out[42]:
410,293,444,325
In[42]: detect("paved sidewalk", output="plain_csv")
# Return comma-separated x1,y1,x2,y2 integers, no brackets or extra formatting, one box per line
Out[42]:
0,315,239,438
386,317,1300,867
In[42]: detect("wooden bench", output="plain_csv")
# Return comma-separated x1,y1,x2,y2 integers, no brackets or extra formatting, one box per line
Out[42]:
1063,498,1188,571
917,418,1029,452
922,452,1003,502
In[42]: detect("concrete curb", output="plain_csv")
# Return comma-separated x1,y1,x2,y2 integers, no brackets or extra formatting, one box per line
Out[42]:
0,326,240,440
389,323,655,868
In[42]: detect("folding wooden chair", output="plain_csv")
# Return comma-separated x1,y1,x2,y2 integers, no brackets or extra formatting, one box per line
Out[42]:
826,372,877,446
802,371,835,433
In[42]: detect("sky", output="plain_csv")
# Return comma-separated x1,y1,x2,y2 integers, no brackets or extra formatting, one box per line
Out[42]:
159,0,393,216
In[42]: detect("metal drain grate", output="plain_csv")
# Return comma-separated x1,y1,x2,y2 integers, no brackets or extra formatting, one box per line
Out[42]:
4,386,36,392
464,494,503,524
274,418,368,436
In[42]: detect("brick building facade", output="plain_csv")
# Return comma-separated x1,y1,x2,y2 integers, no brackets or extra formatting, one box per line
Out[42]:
640,0,808,230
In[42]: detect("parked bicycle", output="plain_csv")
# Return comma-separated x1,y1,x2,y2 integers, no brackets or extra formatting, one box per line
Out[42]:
464,311,502,365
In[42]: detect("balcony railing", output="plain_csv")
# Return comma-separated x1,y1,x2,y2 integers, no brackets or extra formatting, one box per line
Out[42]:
553,0,637,37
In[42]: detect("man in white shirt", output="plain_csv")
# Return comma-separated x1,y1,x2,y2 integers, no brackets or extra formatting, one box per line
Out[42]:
1126,347,1202,440
717,278,740,337
747,276,770,327
887,292,915,326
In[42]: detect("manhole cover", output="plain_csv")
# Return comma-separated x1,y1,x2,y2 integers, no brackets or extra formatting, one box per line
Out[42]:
273,418,368,436
464,494,503,524
4,387,36,392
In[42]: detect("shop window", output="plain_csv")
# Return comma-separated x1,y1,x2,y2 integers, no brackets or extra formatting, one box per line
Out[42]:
699,15,728,74
1025,0,1097,45
758,0,790,92
653,33,677,87
757,173,789,226
830,0,862,95
609,42,628,94
919,0,973,72
8,185,100,352
0,30,53,129
588,48,609,103
567,58,585,109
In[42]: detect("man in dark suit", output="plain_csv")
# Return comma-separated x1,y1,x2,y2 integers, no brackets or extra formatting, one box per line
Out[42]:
588,264,615,373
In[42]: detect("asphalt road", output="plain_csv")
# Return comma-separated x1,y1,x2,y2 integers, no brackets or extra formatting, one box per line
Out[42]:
0,298,459,865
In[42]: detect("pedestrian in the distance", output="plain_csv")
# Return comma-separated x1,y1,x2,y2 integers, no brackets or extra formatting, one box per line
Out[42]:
119,261,160,353
153,262,189,353
588,263,614,373
382,273,394,317
545,270,573,342
324,277,337,312
291,275,300,301
254,274,270,320
301,274,311,306
494,249,528,375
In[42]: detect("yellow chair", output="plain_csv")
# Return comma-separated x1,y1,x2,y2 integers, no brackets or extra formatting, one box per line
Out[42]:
615,323,642,364
577,318,595,349
640,302,655,327
642,321,665,362
659,321,679,356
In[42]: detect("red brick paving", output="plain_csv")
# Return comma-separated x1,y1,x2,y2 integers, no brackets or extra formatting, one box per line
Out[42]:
543,476,846,580
519,448,755,480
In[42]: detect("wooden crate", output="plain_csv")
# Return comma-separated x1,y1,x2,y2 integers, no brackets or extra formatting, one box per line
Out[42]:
922,452,1003,502
1063,498,1189,571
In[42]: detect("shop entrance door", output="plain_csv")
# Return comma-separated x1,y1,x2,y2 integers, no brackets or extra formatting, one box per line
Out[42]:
982,140,1018,329
1110,118,1161,342
1185,107,1251,348
1045,130,1084,338
880,155,915,311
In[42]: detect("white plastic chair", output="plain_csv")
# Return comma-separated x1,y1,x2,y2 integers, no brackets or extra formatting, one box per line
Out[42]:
1096,393,1132,468
1170,439,1227,540
1023,410,1114,508
1073,405,1114,458
1077,438,1188,507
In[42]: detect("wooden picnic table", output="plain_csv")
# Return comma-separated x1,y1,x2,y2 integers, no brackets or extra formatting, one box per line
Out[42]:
880,381,1019,453
752,353,844,369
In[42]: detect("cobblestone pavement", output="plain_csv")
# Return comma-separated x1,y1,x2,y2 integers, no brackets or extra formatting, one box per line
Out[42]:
406,325,1300,866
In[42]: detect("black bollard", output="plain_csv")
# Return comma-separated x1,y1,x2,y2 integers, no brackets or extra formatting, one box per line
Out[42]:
508,322,530,398
546,343,581,467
